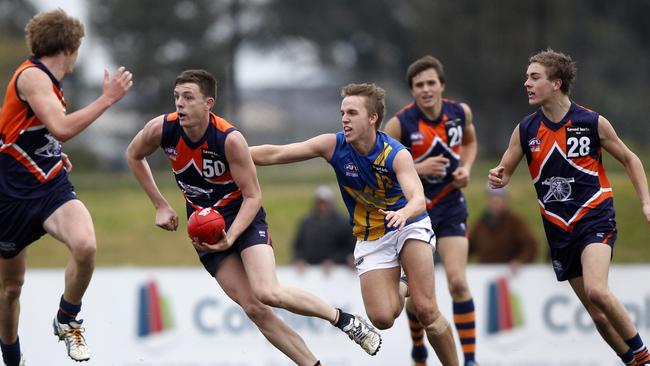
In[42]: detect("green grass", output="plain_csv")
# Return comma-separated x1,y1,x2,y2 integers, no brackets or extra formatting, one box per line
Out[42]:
26,158,650,267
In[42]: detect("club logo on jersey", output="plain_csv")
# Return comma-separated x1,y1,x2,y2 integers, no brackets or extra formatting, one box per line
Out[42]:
528,138,542,153
34,134,62,158
542,176,575,203
344,162,359,177
178,181,213,198
410,132,424,146
164,146,178,160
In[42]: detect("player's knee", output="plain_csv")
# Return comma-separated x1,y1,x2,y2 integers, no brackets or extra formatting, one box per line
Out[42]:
70,236,97,263
423,313,451,337
0,279,24,301
412,301,439,326
447,274,469,299
368,313,395,330
585,286,612,310
241,302,272,324
254,287,283,308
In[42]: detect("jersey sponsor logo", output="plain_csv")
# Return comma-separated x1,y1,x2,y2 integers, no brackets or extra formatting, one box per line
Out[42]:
164,146,178,160
410,132,424,146
566,126,591,135
371,164,389,175
528,138,542,153
34,134,62,158
444,117,461,126
201,149,221,159
178,180,214,198
542,176,575,203
344,162,359,177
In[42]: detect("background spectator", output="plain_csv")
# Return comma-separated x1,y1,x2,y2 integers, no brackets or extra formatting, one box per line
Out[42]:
468,186,538,272
293,185,356,274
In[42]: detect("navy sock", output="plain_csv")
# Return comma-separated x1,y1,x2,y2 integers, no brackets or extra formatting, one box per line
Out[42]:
334,309,353,329
626,333,644,352
0,336,21,366
618,348,634,364
57,295,82,324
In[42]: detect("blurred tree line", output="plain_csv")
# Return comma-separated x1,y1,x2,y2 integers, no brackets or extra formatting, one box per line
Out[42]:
2,0,649,159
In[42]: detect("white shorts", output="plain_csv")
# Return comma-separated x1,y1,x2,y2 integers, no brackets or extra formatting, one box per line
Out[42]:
354,217,436,276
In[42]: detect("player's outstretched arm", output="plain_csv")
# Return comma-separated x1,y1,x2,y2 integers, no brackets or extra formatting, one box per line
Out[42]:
125,116,178,231
250,133,337,166
488,125,523,189
19,66,133,142
379,149,426,229
598,116,650,224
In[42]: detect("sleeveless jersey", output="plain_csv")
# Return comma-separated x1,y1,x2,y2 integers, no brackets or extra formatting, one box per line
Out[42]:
395,99,466,209
329,131,427,241
0,57,68,199
160,112,244,220
519,102,614,246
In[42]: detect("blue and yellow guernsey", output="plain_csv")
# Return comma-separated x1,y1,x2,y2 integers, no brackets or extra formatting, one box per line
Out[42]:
329,131,428,241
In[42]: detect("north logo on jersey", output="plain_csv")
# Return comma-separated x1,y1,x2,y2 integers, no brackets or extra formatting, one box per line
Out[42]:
34,134,62,158
542,176,575,203
178,180,214,198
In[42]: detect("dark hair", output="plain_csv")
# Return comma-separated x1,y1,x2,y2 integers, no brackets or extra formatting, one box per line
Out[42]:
406,55,445,88
529,49,577,95
174,69,217,99
25,9,85,58
340,83,386,130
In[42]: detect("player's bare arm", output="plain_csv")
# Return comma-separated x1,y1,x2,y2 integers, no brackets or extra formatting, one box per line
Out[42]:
382,116,402,140
126,116,179,231
598,115,650,224
195,131,262,252
250,133,337,165
489,125,523,189
452,103,477,188
19,66,132,142
379,149,426,229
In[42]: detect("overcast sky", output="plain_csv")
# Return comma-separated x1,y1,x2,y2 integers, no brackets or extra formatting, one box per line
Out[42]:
28,0,325,89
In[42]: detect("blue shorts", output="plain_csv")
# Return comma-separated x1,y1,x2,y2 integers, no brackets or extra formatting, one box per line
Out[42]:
428,193,468,238
0,183,77,259
549,222,617,281
187,207,272,276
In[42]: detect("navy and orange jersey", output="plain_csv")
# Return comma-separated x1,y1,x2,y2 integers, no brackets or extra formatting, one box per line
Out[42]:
328,131,428,241
0,57,68,199
160,112,249,222
519,101,615,248
395,99,467,210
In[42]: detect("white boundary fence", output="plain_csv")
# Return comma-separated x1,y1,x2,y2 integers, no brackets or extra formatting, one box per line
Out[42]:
18,265,650,365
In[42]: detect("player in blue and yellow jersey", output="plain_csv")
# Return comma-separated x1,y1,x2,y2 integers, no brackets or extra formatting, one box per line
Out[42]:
489,49,650,366
126,70,380,366
251,83,459,366
0,9,132,365
383,55,479,366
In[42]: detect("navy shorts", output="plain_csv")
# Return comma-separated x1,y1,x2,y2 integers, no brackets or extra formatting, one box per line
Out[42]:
549,222,617,282
192,208,272,276
428,194,468,238
0,184,78,259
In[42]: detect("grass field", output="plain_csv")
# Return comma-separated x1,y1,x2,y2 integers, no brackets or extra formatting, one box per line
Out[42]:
27,157,650,268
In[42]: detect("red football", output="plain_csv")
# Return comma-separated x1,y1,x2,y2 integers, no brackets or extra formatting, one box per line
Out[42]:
187,207,225,244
